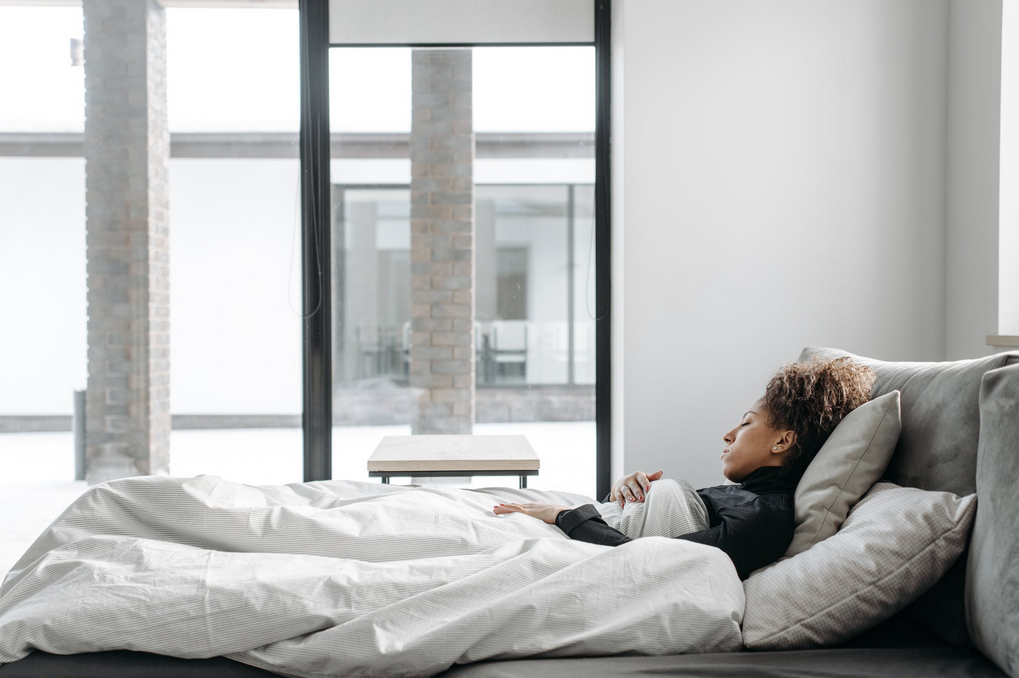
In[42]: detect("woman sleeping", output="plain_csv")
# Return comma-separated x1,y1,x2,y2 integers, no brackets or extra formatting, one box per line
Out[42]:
494,356,876,580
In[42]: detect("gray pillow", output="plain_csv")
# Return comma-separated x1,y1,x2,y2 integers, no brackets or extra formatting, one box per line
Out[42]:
743,482,977,650
966,361,1019,677
784,391,902,558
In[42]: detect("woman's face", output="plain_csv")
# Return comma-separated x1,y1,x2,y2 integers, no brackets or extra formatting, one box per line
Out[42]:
721,400,793,482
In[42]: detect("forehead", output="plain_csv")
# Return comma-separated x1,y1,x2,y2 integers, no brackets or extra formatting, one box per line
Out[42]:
743,399,767,418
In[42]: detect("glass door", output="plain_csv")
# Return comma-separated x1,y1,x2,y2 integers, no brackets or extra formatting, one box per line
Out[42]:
327,44,598,496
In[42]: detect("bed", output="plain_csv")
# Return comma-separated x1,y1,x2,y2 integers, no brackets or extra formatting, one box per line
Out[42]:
2,347,1017,678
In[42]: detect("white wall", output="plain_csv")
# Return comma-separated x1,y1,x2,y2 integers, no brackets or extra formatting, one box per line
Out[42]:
169,159,303,414
616,0,951,488
945,0,1003,359
998,0,1018,335
0,157,304,416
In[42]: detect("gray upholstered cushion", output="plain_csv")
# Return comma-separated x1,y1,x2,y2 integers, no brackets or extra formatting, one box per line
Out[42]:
797,348,1019,647
798,348,1017,497
966,362,1019,678
784,391,901,559
743,482,977,650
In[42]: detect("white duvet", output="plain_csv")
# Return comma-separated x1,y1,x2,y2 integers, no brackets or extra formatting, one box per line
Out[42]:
0,475,744,677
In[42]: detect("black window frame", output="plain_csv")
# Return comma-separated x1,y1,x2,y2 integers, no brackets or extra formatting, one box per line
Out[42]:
299,0,612,499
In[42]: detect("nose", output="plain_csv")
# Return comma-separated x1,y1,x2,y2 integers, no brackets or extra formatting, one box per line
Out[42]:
723,428,735,444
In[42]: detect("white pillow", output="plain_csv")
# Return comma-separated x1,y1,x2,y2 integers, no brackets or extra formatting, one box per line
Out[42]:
742,482,977,650
784,391,901,559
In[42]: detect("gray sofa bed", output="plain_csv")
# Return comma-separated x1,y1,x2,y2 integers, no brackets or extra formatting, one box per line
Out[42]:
2,347,1017,678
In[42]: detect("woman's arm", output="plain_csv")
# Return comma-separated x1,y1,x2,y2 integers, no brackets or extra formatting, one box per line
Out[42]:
495,503,636,546
548,499,793,580
492,502,571,524
555,505,633,546
493,469,666,522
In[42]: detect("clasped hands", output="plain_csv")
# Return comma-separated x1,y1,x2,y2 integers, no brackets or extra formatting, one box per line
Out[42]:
609,469,664,507
491,469,665,524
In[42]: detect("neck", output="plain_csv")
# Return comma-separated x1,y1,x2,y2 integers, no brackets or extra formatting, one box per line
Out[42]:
739,466,796,494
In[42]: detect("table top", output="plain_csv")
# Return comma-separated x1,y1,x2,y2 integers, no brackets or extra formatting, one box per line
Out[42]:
367,435,539,473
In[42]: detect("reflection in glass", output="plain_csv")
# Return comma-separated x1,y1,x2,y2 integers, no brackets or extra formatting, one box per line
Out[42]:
334,184,596,388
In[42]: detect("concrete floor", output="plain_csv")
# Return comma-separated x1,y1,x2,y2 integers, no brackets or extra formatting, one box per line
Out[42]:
0,421,596,578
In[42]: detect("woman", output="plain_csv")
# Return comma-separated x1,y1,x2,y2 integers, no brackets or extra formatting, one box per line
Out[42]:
493,356,876,579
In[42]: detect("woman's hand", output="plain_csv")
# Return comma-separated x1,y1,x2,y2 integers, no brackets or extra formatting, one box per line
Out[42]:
492,502,570,525
610,470,664,507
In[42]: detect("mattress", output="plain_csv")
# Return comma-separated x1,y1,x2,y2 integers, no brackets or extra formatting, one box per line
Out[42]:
0,647,1007,678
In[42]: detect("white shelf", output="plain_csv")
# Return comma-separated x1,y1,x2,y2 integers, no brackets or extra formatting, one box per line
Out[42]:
986,335,1019,348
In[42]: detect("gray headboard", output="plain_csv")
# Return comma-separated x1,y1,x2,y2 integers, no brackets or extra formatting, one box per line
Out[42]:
798,347,1019,661
798,347,1018,496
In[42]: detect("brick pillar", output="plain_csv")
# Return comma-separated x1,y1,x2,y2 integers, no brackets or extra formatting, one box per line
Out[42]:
409,50,475,434
83,0,170,483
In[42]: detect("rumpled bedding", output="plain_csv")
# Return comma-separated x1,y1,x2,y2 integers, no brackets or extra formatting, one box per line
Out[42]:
0,475,744,678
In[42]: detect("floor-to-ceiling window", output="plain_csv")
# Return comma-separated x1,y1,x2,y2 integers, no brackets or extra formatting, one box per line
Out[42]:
0,0,606,576
0,3,89,576
326,5,599,497
164,7,302,485
0,2,302,575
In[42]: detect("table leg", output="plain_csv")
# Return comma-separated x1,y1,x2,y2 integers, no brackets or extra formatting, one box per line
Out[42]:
519,475,527,489
381,477,390,484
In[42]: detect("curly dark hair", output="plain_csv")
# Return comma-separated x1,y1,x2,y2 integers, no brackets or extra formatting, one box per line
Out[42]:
763,356,876,481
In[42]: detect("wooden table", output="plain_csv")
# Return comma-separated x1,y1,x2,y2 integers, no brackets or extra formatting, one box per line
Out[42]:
367,435,540,488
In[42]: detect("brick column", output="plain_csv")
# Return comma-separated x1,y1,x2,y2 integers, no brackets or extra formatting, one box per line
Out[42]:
83,0,171,483
409,50,475,434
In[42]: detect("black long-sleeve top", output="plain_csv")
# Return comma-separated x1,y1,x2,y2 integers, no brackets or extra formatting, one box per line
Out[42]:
554,466,796,580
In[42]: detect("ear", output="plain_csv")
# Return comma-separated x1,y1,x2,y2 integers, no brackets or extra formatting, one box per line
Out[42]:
771,430,797,456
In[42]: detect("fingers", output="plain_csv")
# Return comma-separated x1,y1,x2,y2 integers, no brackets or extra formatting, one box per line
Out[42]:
616,474,634,505
614,470,666,507
615,479,631,505
619,483,641,505
618,476,645,505
634,470,664,497
493,503,524,515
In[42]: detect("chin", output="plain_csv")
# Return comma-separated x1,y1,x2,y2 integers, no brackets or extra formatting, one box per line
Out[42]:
722,466,747,483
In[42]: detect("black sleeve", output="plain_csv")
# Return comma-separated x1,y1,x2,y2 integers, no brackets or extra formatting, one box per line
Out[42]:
554,504,633,547
556,500,791,580
676,500,792,580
